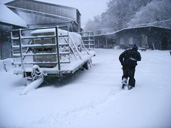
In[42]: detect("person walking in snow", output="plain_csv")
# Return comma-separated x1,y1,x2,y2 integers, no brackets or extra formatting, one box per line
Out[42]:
119,44,141,90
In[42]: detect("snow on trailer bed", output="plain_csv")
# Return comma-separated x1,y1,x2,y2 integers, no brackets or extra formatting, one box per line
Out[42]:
34,52,95,74
11,26,95,94
14,51,95,75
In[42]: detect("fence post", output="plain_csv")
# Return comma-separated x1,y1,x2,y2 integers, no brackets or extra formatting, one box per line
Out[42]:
55,27,61,77
18,29,24,70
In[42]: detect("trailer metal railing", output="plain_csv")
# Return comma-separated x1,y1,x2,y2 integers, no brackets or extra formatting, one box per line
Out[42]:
79,32,95,50
11,26,70,77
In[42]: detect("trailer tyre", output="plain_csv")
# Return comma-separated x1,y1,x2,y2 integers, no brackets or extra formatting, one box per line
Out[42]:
83,59,92,70
31,65,43,80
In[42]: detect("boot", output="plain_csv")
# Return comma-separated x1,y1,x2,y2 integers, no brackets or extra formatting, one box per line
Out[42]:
128,85,134,90
122,84,126,89
122,78,127,89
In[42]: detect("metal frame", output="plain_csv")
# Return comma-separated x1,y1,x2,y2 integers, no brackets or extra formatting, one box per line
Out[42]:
11,26,96,80
11,26,70,77
79,31,95,50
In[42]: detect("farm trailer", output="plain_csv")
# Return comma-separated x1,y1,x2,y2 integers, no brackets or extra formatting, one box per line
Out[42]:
11,26,95,94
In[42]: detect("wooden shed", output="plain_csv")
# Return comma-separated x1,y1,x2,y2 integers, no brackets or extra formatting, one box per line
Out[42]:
115,26,171,50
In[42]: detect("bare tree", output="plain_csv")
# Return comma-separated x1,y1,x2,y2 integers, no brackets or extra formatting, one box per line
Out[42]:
128,0,171,28
84,0,156,33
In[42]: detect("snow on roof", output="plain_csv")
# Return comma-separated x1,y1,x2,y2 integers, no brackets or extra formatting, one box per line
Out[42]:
0,0,13,4
94,25,171,37
0,4,27,27
33,0,78,11
114,25,171,34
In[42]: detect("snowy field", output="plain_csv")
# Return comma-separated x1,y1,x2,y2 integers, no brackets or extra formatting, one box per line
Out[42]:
0,49,171,128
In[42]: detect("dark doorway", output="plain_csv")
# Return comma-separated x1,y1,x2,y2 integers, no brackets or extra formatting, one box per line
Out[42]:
162,37,168,50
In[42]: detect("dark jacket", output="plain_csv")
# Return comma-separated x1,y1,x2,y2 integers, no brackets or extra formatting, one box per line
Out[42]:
119,49,141,68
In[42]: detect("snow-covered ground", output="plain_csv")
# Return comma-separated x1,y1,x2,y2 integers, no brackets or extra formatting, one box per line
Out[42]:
0,49,171,128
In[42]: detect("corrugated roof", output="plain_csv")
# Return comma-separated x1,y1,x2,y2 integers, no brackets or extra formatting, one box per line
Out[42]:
94,25,171,37
0,4,27,27
114,25,171,34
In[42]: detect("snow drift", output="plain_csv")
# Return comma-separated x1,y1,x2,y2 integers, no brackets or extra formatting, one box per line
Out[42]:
0,49,171,128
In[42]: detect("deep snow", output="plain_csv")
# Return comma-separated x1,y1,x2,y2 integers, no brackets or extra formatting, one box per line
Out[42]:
0,49,171,128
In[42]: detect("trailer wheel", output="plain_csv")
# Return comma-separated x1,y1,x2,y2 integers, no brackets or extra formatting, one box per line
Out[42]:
83,59,92,70
31,65,43,80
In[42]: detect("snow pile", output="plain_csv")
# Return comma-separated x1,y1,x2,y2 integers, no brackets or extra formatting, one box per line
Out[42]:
0,59,14,72
0,49,171,128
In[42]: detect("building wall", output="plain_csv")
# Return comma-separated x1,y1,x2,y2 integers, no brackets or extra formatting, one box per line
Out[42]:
0,24,12,59
152,27,171,50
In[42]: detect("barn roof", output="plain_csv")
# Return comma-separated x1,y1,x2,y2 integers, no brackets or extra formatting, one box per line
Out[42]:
92,25,171,39
4,0,80,26
0,4,27,27
114,25,171,34
6,0,79,12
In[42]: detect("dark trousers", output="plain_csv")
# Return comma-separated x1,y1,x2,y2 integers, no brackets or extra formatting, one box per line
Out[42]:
122,66,136,87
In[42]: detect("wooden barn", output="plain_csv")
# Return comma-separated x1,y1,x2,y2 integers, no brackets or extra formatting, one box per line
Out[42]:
115,26,171,50
0,0,82,59
94,26,171,50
